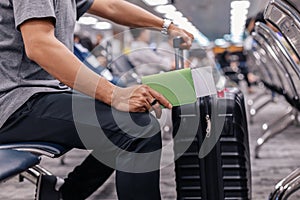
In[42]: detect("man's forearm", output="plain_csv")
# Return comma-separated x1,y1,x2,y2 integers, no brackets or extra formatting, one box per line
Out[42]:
88,0,193,47
35,39,114,104
36,39,114,105
88,0,164,30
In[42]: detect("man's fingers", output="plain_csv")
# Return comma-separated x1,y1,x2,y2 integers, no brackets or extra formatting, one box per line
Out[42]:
180,43,191,50
181,32,193,49
169,26,194,49
144,100,152,111
148,88,172,109
145,94,162,118
152,103,162,119
184,30,194,40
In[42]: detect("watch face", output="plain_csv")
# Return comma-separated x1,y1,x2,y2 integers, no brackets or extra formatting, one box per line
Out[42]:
164,19,171,25
162,19,172,35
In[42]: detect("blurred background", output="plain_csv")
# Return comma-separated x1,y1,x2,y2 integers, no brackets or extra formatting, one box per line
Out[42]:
2,0,300,199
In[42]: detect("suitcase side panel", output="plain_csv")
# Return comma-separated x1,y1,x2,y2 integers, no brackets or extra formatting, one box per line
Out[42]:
172,88,251,200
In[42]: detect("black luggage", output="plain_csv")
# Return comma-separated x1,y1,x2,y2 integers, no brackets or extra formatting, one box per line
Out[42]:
172,89,251,200
171,38,251,200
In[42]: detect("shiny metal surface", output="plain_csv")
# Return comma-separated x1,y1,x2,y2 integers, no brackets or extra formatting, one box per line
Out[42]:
265,0,300,60
269,168,300,200
254,22,299,98
251,22,300,158
252,31,290,96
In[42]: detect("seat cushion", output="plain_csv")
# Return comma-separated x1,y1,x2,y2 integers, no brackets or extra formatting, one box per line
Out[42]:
0,149,40,181
0,142,70,158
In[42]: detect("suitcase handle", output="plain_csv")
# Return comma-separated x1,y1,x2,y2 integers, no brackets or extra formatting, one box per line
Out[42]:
173,37,185,70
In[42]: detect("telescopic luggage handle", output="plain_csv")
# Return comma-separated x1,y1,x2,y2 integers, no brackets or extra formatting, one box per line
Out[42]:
173,37,185,70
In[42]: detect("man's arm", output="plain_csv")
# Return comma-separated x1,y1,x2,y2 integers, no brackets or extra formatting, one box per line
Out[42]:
88,0,194,47
20,18,171,117
20,18,113,104
88,0,164,30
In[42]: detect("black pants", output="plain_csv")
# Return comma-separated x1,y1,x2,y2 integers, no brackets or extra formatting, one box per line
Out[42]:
0,92,162,200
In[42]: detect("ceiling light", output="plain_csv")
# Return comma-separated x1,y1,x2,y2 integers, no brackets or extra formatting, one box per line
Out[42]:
230,0,250,43
215,38,227,46
164,11,183,20
173,17,189,26
178,23,192,31
195,32,210,46
231,1,250,9
143,0,168,6
230,8,248,16
78,17,98,25
154,5,176,14
92,22,112,30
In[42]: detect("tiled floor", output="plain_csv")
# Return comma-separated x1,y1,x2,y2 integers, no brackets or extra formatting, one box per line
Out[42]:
0,86,300,200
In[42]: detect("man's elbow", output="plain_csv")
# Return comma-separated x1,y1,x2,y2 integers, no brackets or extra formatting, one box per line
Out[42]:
24,39,47,62
24,46,36,61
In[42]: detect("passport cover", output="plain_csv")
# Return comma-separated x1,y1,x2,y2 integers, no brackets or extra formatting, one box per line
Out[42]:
141,68,197,106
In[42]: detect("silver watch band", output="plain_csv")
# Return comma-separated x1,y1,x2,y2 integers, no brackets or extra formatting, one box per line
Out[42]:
161,19,173,35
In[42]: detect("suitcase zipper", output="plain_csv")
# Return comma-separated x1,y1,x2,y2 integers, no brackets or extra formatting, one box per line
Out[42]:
203,97,212,138
205,114,211,138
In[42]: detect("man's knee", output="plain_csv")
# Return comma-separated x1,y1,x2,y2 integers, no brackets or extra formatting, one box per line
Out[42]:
122,112,162,153
127,112,161,138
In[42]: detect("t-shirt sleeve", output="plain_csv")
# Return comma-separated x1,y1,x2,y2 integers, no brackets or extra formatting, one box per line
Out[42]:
76,0,94,20
12,0,56,30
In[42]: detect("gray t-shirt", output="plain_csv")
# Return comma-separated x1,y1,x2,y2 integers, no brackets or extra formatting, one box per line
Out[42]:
0,0,94,128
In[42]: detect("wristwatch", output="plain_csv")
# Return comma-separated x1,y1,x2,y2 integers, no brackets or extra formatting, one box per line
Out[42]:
161,19,173,35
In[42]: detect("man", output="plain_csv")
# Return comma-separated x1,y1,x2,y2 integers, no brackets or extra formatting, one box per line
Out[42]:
0,0,193,199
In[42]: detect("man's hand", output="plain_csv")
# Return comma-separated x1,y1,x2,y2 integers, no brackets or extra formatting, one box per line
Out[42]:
169,24,194,49
111,85,172,118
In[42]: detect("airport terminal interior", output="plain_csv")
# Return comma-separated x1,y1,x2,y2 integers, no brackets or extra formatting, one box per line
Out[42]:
1,0,300,199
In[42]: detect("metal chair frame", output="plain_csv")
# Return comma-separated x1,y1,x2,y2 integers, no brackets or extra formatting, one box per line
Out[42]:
246,51,273,112
247,46,279,124
265,0,300,63
263,0,300,199
252,22,300,158
269,168,300,200
0,142,70,197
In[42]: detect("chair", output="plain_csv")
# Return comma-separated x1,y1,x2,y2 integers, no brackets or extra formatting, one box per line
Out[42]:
260,27,299,104
261,1,300,199
253,23,298,101
265,0,300,62
269,168,300,200
0,142,70,192
252,22,300,158
264,0,300,106
0,149,40,182
246,47,276,116
246,42,281,123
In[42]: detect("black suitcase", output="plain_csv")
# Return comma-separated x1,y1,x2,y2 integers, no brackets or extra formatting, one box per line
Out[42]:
171,38,251,200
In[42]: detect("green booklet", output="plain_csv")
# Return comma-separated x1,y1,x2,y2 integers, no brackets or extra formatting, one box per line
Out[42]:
141,68,197,106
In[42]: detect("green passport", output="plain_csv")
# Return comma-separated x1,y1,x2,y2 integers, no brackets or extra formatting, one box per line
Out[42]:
141,68,197,106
